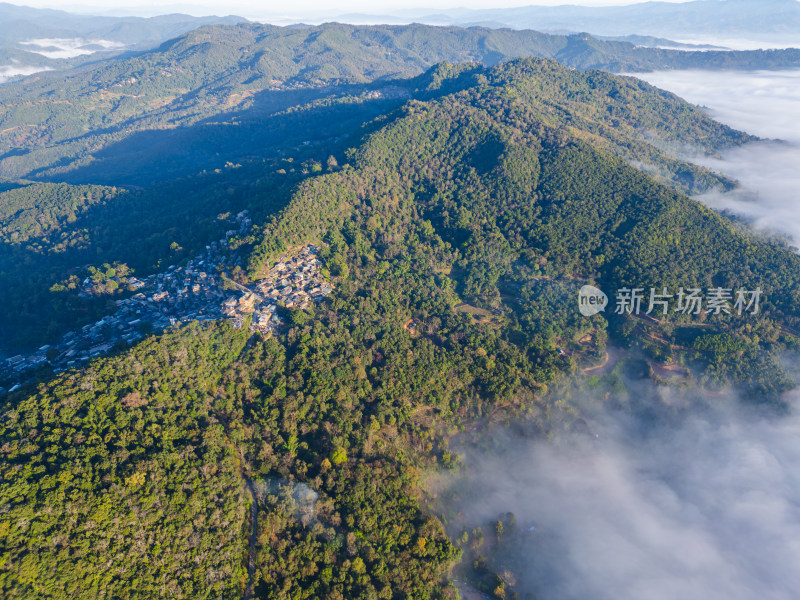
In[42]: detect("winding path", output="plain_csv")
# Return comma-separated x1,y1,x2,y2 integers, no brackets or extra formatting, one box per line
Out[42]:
582,351,609,374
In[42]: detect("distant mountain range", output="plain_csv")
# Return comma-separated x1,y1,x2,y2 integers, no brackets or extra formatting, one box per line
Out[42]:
0,3,246,46
2,1,798,86
0,2,247,82
2,21,800,183
340,0,800,45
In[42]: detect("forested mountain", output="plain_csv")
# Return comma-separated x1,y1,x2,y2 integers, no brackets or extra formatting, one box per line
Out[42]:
1,21,798,180
245,57,800,395
1,54,799,598
0,52,753,352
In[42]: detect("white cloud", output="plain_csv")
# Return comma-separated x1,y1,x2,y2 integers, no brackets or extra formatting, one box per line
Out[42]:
664,38,800,51
0,63,52,83
637,70,800,246
639,70,800,142
440,388,800,600
19,38,124,59
0,38,123,83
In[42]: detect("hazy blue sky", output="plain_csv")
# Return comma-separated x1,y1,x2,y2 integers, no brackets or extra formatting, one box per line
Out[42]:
13,0,696,18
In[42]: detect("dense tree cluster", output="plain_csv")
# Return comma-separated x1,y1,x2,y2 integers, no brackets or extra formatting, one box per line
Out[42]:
2,54,800,599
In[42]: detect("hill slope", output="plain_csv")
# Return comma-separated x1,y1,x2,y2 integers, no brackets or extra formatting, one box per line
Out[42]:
1,56,799,599
1,21,797,182
0,57,753,353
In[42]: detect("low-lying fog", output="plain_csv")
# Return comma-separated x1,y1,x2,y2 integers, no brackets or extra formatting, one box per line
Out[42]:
638,69,800,247
0,39,124,84
0,63,51,84
19,38,124,60
439,69,800,600
440,388,800,600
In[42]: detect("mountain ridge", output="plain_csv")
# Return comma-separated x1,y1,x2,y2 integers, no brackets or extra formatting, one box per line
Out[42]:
401,0,800,42
0,2,248,46
1,33,800,600
1,20,792,185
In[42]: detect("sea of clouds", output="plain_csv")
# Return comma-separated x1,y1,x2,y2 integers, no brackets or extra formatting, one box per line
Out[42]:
639,69,800,247
19,38,124,60
443,388,800,600
0,38,124,84
0,63,51,84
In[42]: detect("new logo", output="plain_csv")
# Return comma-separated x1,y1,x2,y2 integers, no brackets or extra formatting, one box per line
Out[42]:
578,285,608,316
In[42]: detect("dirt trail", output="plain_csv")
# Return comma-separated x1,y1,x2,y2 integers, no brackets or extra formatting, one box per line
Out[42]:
582,351,609,374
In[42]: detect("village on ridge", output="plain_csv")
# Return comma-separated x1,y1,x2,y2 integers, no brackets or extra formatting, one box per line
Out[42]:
1,211,333,391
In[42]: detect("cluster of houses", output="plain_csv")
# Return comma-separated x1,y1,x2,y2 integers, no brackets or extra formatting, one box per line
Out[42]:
1,226,335,392
222,244,334,335
255,245,333,308
130,249,229,323
1,240,237,385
